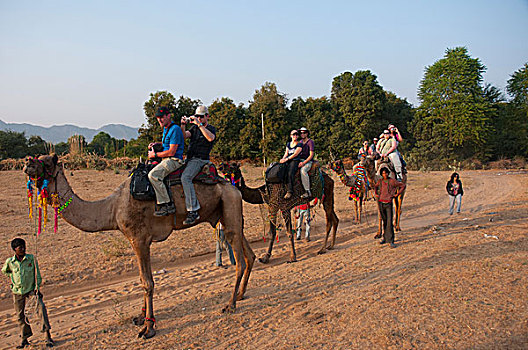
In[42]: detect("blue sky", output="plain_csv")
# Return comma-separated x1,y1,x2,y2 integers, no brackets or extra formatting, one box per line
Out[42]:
1,0,527,128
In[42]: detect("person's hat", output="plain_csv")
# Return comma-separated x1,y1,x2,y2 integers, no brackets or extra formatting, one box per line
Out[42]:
195,105,209,116
299,127,309,133
388,124,395,129
155,106,170,117
383,129,390,134
373,137,378,141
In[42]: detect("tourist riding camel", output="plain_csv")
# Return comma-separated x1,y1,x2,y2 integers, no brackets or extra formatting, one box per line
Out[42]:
298,127,315,199
377,129,403,181
280,130,303,200
180,105,216,225
147,106,185,217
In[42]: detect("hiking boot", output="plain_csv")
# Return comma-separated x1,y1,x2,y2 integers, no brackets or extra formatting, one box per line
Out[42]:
16,339,30,349
183,211,200,225
284,192,293,200
154,203,175,217
301,190,311,199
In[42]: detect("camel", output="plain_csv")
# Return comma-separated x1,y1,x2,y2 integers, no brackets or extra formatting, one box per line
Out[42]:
23,154,255,339
218,162,339,263
329,160,368,224
330,156,407,237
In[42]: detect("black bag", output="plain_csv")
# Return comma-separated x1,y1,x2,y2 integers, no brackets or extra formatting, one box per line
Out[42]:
265,162,288,183
130,163,156,201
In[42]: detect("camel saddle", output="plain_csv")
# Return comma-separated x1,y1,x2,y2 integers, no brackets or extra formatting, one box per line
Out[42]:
130,161,224,201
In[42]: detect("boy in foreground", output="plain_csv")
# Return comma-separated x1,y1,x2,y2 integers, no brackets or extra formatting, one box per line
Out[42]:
2,238,54,348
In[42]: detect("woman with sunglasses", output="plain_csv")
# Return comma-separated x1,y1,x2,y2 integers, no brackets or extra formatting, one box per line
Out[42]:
280,130,303,199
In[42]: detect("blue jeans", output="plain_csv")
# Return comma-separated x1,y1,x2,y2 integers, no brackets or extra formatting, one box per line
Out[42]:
448,194,462,214
216,229,235,266
181,158,209,212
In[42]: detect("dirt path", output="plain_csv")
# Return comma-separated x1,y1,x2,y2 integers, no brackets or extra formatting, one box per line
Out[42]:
0,169,526,349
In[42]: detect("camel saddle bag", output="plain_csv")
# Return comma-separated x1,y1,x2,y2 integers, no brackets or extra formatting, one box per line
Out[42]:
130,163,156,201
265,162,288,183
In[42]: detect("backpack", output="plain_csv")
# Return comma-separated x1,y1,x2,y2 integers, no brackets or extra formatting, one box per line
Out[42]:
265,162,288,183
130,163,156,201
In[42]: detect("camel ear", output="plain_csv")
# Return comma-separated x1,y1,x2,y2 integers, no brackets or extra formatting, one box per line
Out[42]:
51,153,58,165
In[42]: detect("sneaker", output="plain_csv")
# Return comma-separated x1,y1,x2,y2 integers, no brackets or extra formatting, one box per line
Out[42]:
165,202,176,214
390,243,397,248
154,203,173,217
301,190,311,199
296,235,301,240
379,239,386,245
306,237,311,242
284,192,292,200
183,211,200,225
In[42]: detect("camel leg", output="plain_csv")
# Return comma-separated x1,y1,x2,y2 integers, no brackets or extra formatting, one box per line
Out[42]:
132,296,147,326
318,192,336,254
283,211,297,263
394,193,405,232
130,238,157,339
222,225,245,313
259,211,278,264
236,236,255,301
327,209,339,250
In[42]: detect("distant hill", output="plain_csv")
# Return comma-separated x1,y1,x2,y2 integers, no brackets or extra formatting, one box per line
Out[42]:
0,119,139,143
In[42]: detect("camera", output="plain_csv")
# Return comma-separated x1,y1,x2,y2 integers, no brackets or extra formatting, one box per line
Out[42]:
182,115,194,123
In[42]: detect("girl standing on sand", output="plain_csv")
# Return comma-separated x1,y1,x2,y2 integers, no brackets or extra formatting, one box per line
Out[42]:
446,172,464,215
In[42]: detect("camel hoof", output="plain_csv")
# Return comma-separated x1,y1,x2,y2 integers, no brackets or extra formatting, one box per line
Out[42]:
258,254,270,264
374,233,381,239
236,294,245,301
327,246,334,250
222,304,236,314
317,249,326,255
132,316,145,326
287,259,297,264
138,326,156,339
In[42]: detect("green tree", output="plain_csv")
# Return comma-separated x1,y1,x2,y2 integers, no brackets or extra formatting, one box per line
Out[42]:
87,132,113,156
0,130,28,159
54,142,69,156
27,135,48,157
208,97,248,160
411,47,493,166
503,63,528,157
330,71,389,157
246,82,290,161
290,97,337,160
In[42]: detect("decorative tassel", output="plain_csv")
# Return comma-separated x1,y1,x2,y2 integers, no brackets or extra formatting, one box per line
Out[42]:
26,179,34,219
37,206,42,236
51,193,59,233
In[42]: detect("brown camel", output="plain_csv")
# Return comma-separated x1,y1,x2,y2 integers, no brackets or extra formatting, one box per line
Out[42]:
330,156,407,237
23,154,255,339
328,160,368,224
219,162,339,263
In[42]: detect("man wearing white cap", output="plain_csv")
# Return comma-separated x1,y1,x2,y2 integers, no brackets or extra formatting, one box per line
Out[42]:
180,105,216,225
298,127,315,198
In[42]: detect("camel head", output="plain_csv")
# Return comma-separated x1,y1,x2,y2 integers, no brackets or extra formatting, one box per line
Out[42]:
24,154,60,188
328,159,344,173
218,161,243,186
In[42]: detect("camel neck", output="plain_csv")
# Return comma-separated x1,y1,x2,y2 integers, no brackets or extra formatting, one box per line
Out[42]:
238,177,265,204
54,171,119,232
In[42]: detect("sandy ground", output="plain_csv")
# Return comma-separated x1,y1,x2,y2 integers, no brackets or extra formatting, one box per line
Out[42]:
0,166,527,349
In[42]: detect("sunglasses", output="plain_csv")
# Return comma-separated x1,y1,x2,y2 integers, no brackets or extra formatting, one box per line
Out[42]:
300,131,308,134
291,133,299,136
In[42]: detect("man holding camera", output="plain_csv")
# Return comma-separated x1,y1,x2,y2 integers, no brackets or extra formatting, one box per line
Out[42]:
147,106,185,216
180,105,216,225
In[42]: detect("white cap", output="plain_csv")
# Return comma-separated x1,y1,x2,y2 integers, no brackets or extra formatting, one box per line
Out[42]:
195,105,209,115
